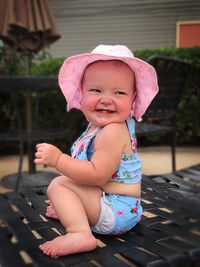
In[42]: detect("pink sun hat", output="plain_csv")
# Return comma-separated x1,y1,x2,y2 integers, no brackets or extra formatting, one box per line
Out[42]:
58,45,159,121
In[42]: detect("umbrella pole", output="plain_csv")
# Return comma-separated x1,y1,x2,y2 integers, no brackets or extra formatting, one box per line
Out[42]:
25,54,35,174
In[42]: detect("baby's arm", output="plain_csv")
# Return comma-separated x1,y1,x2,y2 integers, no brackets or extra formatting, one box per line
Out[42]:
101,181,141,198
35,123,126,186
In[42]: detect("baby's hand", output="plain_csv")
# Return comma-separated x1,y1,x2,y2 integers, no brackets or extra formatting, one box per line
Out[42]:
35,143,62,168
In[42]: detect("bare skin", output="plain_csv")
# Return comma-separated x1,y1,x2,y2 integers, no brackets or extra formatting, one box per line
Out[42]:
38,176,102,257
40,233,97,258
44,201,97,257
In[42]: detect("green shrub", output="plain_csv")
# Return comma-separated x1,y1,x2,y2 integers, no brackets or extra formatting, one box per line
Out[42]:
31,57,64,77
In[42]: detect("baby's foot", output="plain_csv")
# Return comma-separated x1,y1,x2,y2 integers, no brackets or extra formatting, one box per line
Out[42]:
45,200,58,219
39,232,97,257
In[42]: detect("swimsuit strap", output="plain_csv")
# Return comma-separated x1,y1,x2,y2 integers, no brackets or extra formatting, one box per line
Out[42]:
126,117,135,139
72,126,100,158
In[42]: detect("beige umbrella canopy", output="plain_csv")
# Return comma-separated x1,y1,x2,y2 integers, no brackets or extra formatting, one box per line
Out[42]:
0,0,60,52
0,0,61,173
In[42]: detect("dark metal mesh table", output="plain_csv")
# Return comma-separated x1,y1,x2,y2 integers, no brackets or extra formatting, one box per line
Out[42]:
0,165,200,267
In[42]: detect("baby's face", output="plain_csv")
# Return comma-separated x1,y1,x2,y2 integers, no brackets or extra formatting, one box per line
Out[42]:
81,60,135,127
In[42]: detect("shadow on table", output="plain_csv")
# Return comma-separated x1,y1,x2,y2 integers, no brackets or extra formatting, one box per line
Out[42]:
0,170,58,191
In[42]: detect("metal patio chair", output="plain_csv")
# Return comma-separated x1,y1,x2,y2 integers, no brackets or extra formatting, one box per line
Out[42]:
136,55,191,172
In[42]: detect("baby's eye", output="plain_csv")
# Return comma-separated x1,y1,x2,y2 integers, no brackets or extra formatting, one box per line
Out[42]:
89,88,101,93
116,91,126,95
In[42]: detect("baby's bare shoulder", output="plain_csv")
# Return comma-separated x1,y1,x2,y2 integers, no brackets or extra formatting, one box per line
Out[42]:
96,122,128,145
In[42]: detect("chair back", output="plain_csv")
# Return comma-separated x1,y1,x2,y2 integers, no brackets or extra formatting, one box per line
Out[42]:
144,55,191,120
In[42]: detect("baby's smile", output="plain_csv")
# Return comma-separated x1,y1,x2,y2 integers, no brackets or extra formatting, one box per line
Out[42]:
95,108,115,113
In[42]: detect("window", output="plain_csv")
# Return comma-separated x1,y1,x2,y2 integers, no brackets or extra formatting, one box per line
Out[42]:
176,21,200,48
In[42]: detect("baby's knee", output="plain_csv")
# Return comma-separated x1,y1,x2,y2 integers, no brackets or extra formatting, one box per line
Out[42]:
47,175,72,198
47,175,64,197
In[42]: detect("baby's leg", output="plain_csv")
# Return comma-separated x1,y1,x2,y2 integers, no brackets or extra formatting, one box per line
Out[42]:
39,176,102,257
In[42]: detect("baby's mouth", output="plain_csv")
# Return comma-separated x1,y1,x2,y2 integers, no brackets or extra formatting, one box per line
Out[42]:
95,108,114,113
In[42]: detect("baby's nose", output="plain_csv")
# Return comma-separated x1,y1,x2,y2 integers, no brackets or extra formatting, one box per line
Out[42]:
100,96,113,105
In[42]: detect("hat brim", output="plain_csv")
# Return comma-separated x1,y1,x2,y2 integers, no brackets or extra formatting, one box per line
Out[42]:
59,53,158,121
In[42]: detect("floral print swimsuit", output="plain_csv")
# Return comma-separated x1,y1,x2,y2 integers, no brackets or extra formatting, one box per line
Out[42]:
71,117,143,235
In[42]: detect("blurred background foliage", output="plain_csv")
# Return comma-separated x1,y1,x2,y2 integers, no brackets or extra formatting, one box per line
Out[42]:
0,46,199,154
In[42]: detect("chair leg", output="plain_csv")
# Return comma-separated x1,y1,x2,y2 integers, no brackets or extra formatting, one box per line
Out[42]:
15,139,24,192
171,130,176,172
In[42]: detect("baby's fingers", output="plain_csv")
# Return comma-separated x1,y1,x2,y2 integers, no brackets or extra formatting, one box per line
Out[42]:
36,143,47,150
35,151,45,165
35,151,43,158
34,158,44,165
